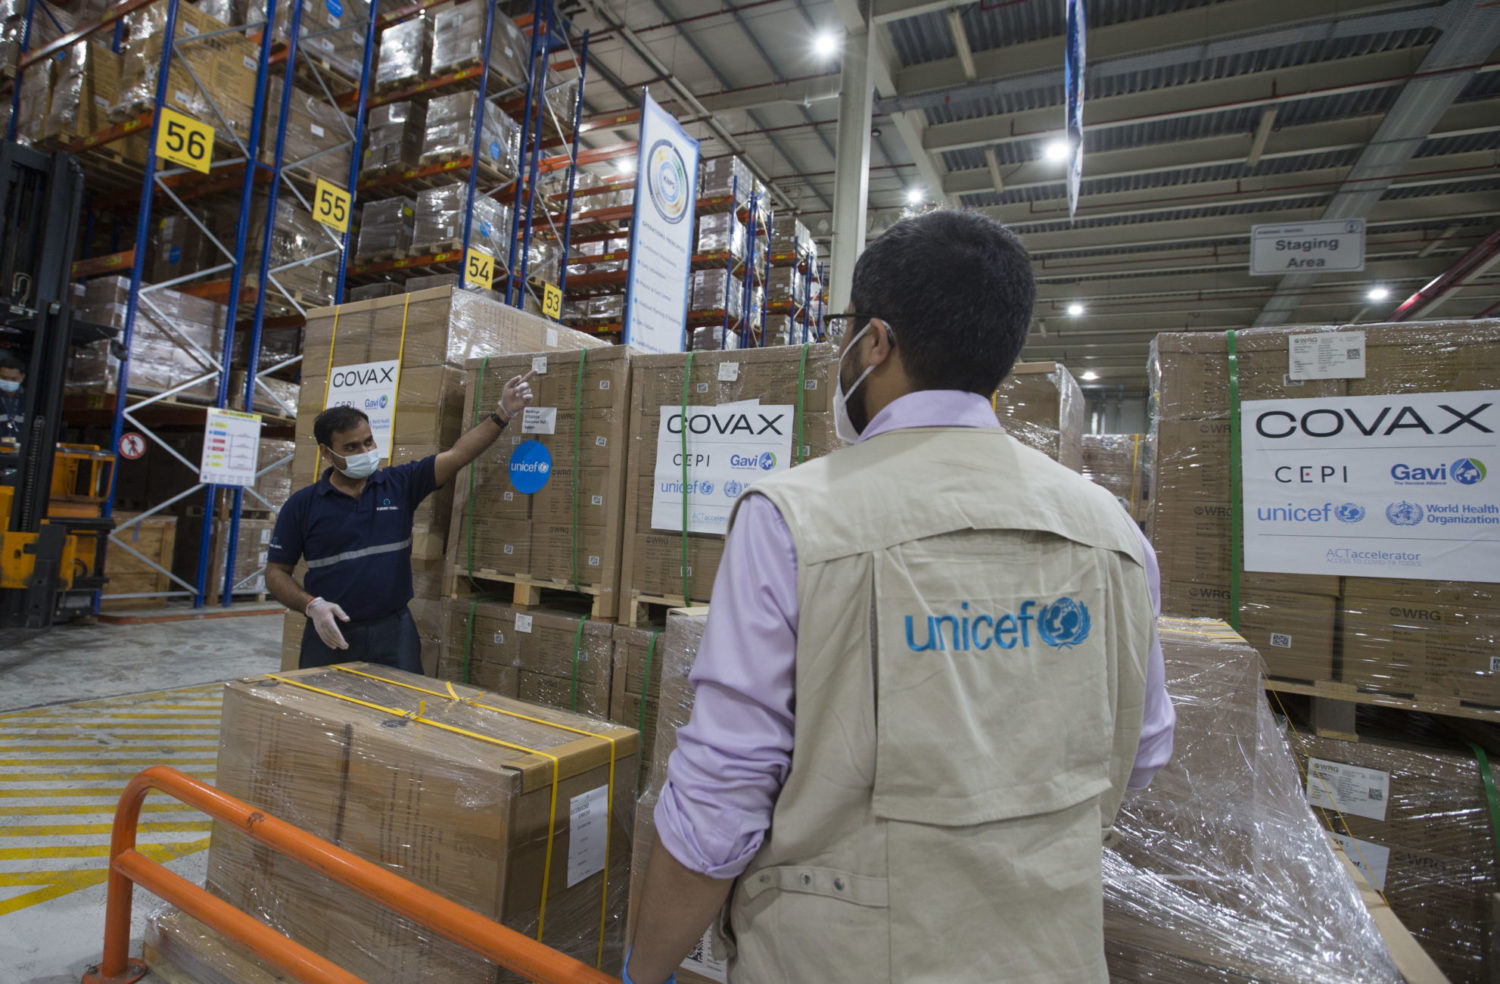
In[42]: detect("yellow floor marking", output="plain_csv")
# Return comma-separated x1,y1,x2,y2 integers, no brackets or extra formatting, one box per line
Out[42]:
2,721,223,731
1,802,207,817
0,771,217,784
0,756,219,767
0,820,212,838
0,744,220,754
0,709,222,721
0,838,210,915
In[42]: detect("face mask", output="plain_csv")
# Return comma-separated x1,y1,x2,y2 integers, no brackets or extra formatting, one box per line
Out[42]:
0,379,19,394
834,322,881,445
333,447,381,480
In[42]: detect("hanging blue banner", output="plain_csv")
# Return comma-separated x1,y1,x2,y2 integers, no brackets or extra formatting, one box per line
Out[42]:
623,92,701,354
1065,0,1086,220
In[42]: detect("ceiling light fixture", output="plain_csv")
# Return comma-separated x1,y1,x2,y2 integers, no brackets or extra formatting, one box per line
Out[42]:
906,187,924,205
813,31,839,58
615,158,635,175
1080,370,1099,381
1367,286,1390,301
1044,137,1071,163
1067,302,1085,317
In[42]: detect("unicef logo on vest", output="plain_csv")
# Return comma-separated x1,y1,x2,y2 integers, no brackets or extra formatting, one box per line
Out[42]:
509,440,552,494
1386,501,1424,526
1334,503,1365,523
1452,457,1487,485
1037,597,1091,649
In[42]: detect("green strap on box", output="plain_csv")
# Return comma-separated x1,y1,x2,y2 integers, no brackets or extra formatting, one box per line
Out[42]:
571,350,588,591
637,629,660,790
462,597,482,685
465,355,490,584
680,351,696,606
569,615,589,712
1469,741,1500,869
794,343,809,465
1227,329,1243,631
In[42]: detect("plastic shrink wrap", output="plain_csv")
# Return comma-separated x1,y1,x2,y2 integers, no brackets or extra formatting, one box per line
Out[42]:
354,195,415,260
991,361,1084,472
421,91,521,178
429,5,529,87
695,212,745,262
200,664,637,982
412,183,513,256
436,600,614,716
362,99,426,175
1082,433,1149,523
261,78,355,183
115,2,258,143
273,0,370,81
375,14,429,89
67,277,226,402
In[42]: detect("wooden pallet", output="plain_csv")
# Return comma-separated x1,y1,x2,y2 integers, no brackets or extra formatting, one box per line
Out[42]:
1265,675,1500,730
447,568,616,620
620,591,705,628
410,238,463,257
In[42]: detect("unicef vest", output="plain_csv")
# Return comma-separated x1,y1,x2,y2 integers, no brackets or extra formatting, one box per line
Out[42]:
723,426,1154,984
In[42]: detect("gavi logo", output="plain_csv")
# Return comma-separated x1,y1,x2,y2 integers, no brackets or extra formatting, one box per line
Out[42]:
904,598,1092,652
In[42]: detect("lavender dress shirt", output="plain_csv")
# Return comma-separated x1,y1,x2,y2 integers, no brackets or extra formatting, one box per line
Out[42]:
653,390,1177,878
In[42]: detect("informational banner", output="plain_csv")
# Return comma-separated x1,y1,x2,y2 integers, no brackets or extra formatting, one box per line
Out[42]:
1064,0,1086,220
651,403,794,535
1240,391,1500,582
199,408,262,487
324,360,400,460
623,92,700,354
1250,219,1365,275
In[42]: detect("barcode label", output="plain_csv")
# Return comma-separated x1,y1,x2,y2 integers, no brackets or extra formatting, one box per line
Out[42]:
1490,655,1500,673
599,379,611,390
696,382,709,393
515,614,533,633
1269,633,1292,649
591,495,603,506
532,356,548,374
588,555,600,567
1306,758,1390,821
503,544,514,555
492,631,504,644
595,436,607,447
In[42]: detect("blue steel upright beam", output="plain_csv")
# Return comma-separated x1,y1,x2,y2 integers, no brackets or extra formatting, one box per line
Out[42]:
102,0,185,594
5,0,38,141
215,0,282,608
334,0,381,302
506,0,544,304
515,0,552,303
458,0,499,293
554,27,589,300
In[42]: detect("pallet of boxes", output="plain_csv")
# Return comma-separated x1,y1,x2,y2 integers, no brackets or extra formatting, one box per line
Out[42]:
992,361,1086,472
1148,319,1500,980
1082,433,1149,524
277,286,609,672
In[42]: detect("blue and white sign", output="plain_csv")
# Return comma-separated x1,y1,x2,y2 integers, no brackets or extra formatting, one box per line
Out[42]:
1241,391,1500,582
651,403,794,535
623,93,700,354
1064,0,1086,220
509,440,553,494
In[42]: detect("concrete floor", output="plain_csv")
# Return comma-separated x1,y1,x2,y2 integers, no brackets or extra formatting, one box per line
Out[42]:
0,611,282,983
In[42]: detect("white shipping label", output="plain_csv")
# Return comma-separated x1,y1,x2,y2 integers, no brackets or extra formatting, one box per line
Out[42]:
174,90,192,107
682,925,729,983
532,356,548,375
566,785,609,888
651,403,795,535
492,631,504,644
514,613,533,633
546,327,559,347
1333,833,1390,892
1306,758,1390,821
309,123,326,138
1269,633,1292,649
595,436,608,447
522,407,557,435
1289,331,1365,381
244,55,257,70
324,360,401,461
1491,655,1500,673
717,361,740,382
1240,391,1500,583
94,95,109,108
600,379,611,390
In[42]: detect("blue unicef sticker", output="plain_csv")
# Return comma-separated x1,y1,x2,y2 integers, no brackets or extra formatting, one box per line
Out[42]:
168,245,181,264
489,139,501,160
326,0,343,17
509,440,552,494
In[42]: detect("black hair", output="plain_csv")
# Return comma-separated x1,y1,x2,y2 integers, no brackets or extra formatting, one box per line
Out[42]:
314,406,369,448
850,209,1036,396
0,350,24,373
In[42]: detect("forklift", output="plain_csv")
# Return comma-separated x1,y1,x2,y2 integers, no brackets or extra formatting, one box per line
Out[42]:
0,141,118,629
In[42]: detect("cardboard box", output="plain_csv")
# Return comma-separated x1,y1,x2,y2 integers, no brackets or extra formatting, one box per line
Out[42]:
992,361,1084,472
619,346,838,611
609,624,668,794
436,600,613,717
1082,433,1148,522
208,664,638,981
447,348,631,612
1295,729,1498,983
145,907,290,984
103,513,178,609
1339,578,1500,704
1159,575,1339,681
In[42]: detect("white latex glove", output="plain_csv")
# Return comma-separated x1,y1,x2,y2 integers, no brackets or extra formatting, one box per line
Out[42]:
499,369,538,420
307,597,350,650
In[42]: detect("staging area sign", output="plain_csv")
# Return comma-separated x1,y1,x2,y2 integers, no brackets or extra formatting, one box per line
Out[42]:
324,360,401,462
651,403,794,535
1240,391,1500,582
1250,219,1365,275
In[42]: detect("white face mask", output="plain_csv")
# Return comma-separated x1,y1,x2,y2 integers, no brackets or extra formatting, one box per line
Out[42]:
333,447,381,480
0,379,19,394
834,322,881,445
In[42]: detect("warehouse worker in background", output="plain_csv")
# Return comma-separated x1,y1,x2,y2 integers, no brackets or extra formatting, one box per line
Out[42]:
0,350,26,447
626,210,1175,984
265,371,536,672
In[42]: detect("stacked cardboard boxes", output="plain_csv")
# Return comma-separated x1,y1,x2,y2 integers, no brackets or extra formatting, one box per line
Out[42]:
618,346,838,617
1296,725,1497,982
67,278,228,404
1082,433,1148,523
446,347,630,614
992,361,1085,472
103,513,179,609
207,664,638,981
609,624,667,791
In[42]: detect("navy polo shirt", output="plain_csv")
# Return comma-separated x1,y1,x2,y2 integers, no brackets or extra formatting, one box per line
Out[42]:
268,455,438,622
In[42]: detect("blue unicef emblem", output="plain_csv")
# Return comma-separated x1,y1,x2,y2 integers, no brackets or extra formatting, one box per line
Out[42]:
1335,503,1365,523
1451,457,1487,485
1038,597,1091,649
1386,501,1424,526
699,480,715,496
509,440,552,494
489,139,501,160
326,0,342,16
724,480,744,498
168,245,181,264
758,451,776,471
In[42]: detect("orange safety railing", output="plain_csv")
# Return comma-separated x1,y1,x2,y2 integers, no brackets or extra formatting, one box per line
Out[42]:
81,766,622,984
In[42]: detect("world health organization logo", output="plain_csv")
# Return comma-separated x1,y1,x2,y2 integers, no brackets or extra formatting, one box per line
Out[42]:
1334,503,1365,523
1451,457,1487,485
1038,597,1091,649
645,140,690,225
724,480,744,498
1386,501,1424,526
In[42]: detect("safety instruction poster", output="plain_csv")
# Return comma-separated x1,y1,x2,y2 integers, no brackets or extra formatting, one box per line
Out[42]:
1240,391,1500,582
199,408,262,487
323,360,400,460
652,402,794,535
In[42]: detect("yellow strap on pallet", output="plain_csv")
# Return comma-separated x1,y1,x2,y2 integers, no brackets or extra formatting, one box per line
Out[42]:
1129,434,1142,519
330,665,619,966
266,671,566,946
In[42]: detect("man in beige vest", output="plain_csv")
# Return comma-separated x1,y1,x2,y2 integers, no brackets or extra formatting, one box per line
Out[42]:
627,210,1175,983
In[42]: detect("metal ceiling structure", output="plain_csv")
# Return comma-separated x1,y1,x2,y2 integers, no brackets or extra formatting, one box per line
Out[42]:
561,0,1500,389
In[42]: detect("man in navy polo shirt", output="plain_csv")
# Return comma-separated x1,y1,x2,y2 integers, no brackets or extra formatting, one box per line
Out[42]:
265,371,535,671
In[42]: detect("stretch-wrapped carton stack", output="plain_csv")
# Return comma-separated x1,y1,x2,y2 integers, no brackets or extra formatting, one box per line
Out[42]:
262,78,355,183
207,664,637,981
436,600,613,717
355,196,415,261
1082,434,1148,523
447,347,628,613
412,184,513,257
619,346,838,616
991,362,1084,472
115,2,257,147
375,15,429,90
361,100,425,176
66,278,227,403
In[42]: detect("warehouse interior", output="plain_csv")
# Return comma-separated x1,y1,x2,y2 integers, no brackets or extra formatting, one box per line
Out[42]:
1,0,1498,981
